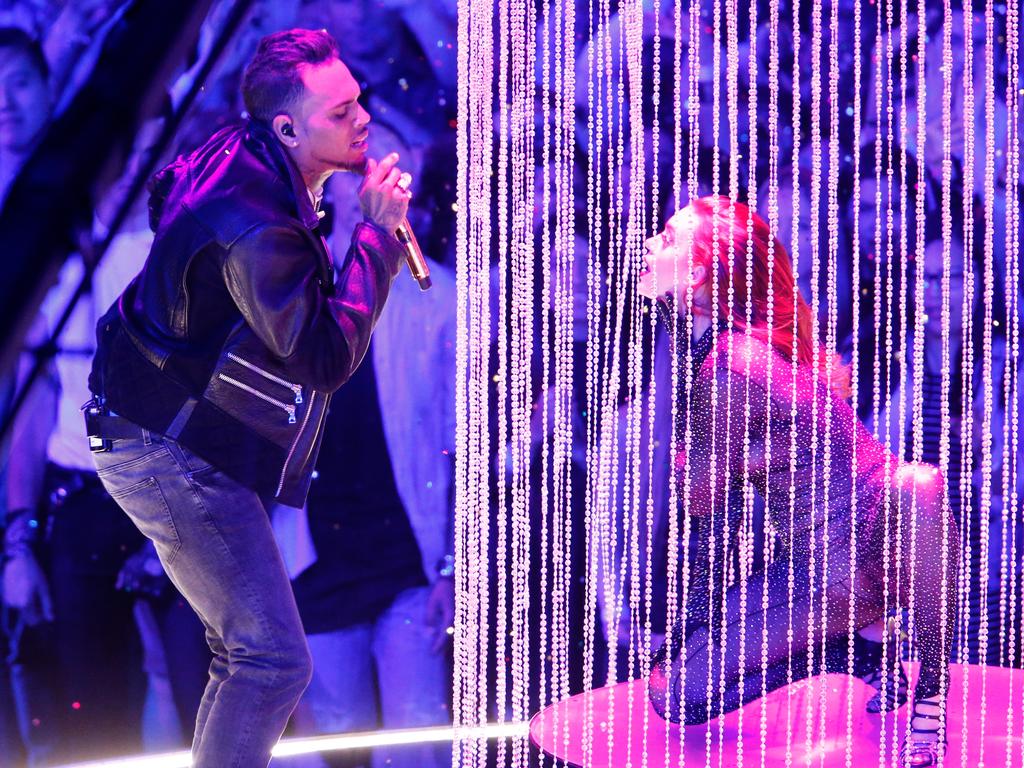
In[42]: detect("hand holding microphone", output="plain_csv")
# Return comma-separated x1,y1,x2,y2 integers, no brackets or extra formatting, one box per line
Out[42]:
357,152,431,290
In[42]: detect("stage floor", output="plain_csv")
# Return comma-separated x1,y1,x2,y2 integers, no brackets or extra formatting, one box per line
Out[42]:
530,663,1024,766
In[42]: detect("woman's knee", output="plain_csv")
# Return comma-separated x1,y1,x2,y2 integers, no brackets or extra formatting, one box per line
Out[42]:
894,463,947,522
648,653,719,726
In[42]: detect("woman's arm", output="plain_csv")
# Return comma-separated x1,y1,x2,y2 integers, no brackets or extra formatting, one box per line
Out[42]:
674,362,770,517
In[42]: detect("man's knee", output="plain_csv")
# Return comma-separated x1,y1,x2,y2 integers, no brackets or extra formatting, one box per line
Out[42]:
285,640,314,693
242,631,312,699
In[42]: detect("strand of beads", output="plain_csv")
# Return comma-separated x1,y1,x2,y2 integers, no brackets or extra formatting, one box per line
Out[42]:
451,0,471,758
978,0,1002,751
761,0,784,760
536,0,554,751
843,0,866,761
556,0,579,754
619,0,649,758
937,0,956,754
490,0,512,763
597,2,637,760
876,0,902,757
1002,0,1023,754
637,4,664,767
998,0,1016,681
784,0,803,762
816,0,845,754
956,3,978,754
999,0,1022,751
869,23,893,756
453,0,496,761
904,0,932,741
581,3,607,763
802,0,825,756
740,0,764,761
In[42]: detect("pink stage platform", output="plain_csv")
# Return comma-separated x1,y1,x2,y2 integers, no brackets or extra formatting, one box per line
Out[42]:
530,663,1024,766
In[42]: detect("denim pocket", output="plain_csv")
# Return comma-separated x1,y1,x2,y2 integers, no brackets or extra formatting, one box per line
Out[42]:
94,442,169,478
109,476,182,566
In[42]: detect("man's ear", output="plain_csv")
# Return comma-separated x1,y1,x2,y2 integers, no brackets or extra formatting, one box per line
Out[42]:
271,114,298,147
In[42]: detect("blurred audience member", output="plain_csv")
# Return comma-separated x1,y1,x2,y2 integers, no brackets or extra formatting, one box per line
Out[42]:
3,245,148,765
1,125,208,764
287,168,456,768
0,27,51,204
0,372,22,765
43,0,128,111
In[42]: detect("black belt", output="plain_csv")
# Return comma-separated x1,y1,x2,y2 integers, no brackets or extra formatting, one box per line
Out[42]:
83,398,148,451
89,413,148,440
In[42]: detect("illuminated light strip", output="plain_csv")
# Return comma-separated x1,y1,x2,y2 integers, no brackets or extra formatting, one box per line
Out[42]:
52,722,531,768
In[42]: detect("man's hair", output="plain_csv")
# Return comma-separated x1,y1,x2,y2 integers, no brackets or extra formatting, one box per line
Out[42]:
0,27,49,81
241,28,340,123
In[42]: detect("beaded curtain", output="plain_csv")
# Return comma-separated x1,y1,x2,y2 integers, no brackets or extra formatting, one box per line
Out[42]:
452,0,1021,765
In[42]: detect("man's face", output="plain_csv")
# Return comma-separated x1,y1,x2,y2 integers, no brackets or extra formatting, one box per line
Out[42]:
289,57,370,176
0,48,50,154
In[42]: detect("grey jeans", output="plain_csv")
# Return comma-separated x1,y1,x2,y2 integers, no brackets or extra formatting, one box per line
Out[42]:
93,429,312,768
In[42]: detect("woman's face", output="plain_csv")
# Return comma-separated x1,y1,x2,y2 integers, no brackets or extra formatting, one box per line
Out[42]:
638,208,706,310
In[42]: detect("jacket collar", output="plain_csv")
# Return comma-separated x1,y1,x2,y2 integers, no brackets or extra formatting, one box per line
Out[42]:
244,120,322,232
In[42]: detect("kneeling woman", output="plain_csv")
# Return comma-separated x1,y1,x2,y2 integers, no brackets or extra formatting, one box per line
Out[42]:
638,196,958,766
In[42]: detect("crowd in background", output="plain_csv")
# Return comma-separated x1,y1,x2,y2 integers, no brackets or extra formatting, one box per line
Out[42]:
0,0,1021,765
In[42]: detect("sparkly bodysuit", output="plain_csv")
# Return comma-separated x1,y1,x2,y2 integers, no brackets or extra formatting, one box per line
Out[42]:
679,325,894,561
649,320,912,725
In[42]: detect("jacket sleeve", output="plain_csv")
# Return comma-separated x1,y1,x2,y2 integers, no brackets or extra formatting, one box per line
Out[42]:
222,221,405,392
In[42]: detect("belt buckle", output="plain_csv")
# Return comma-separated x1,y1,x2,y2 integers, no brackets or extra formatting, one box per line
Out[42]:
82,397,112,453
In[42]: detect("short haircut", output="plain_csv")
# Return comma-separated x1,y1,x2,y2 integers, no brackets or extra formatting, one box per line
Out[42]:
0,27,49,81
241,28,340,123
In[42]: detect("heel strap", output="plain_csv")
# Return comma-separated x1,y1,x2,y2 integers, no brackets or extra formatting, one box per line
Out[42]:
909,696,944,737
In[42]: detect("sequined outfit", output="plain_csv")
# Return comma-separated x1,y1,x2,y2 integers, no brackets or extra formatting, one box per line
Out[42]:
649,321,949,725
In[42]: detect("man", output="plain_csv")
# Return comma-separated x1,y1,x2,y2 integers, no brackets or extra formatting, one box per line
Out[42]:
4,228,152,766
87,28,411,767
4,115,214,763
0,26,51,203
0,27,57,766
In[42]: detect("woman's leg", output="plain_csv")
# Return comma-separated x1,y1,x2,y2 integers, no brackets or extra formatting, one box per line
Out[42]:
893,464,959,698
650,540,873,725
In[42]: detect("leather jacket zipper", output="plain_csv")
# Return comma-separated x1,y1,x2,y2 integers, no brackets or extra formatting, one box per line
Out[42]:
276,389,317,496
226,352,303,404
217,373,297,424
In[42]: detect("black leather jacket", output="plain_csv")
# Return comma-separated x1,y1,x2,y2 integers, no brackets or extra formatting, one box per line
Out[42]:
89,121,406,506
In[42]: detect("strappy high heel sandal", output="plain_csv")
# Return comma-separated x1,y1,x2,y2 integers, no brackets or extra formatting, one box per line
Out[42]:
899,693,945,767
842,625,909,713
857,632,909,713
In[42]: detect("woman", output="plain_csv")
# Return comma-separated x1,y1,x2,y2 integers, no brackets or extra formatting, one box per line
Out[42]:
638,196,957,766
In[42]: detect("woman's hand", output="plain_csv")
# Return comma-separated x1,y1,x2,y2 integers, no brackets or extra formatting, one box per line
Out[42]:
424,577,455,654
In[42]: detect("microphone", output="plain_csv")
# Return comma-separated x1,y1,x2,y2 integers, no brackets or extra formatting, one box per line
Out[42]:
396,218,432,291
395,173,431,291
